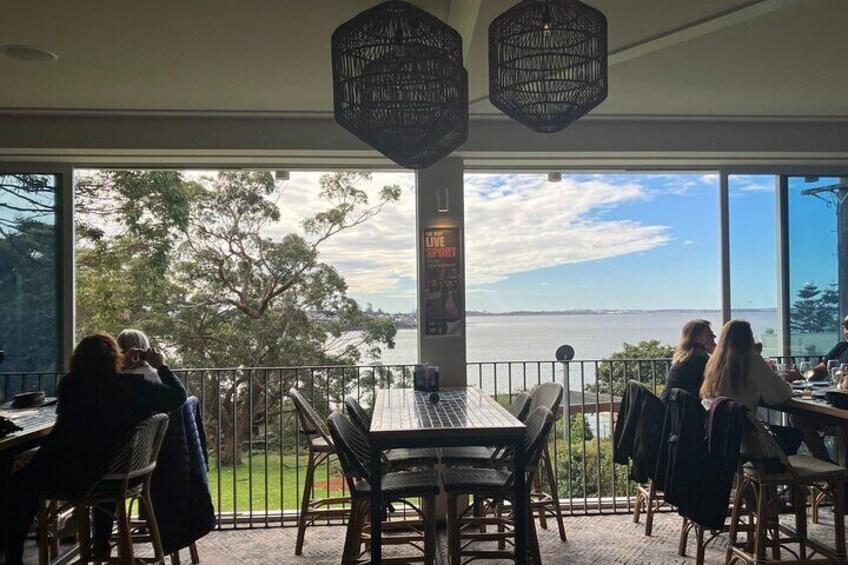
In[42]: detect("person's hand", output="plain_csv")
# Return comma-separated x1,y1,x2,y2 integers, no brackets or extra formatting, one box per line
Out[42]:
145,347,165,369
122,348,145,369
784,366,802,383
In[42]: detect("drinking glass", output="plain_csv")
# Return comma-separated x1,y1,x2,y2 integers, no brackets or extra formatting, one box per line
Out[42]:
799,361,813,386
827,360,841,385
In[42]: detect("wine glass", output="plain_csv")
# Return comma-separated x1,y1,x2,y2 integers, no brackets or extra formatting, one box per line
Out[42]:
798,361,813,387
827,360,841,385
839,364,848,389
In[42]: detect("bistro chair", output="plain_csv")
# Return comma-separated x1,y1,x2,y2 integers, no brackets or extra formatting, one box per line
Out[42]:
442,406,554,565
37,414,170,564
343,395,440,470
726,412,847,564
288,388,352,556
327,411,439,564
525,382,567,541
440,391,531,467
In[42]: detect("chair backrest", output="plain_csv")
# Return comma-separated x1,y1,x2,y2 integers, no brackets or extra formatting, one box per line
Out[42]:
507,391,531,421
528,382,563,420
288,388,333,446
344,396,372,436
521,406,555,476
327,411,372,490
104,413,170,481
739,410,793,473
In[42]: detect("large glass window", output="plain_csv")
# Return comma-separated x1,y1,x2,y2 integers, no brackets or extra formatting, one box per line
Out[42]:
0,173,60,373
728,175,778,356
787,176,843,356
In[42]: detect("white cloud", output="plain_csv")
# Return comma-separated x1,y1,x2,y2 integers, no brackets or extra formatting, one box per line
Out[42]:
258,171,673,296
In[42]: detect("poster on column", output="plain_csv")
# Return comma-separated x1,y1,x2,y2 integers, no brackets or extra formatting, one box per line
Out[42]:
423,227,463,337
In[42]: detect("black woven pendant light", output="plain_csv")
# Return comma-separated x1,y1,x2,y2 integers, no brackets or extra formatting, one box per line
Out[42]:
489,0,608,134
332,1,468,169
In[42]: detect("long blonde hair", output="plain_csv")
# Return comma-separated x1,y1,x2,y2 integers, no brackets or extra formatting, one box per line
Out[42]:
700,320,754,399
672,319,712,364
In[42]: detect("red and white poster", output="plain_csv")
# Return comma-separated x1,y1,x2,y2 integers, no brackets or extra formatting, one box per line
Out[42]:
423,228,463,337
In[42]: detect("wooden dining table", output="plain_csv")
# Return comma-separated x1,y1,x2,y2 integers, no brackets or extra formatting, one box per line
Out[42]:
771,395,848,464
369,387,527,564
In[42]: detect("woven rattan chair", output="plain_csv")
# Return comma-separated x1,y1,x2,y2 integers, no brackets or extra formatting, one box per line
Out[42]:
726,412,847,564
288,388,351,556
442,406,554,565
439,392,531,467
525,382,567,541
328,411,439,565
344,396,439,470
37,413,170,564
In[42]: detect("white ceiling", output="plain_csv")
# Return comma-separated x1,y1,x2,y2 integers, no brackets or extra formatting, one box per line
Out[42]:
1,0,847,119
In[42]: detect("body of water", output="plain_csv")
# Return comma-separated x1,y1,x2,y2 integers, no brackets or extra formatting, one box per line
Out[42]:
377,310,779,365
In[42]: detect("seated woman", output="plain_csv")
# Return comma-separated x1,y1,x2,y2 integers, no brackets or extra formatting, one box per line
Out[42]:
1,332,186,564
700,319,801,455
661,319,715,401
117,328,161,383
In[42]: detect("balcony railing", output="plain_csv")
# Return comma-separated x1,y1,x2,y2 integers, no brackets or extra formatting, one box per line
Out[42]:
0,355,823,529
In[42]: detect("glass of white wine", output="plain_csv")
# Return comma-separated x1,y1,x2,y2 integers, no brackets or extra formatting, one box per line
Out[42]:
798,361,813,387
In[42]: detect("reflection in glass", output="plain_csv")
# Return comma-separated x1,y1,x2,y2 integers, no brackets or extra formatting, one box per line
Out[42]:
0,174,59,374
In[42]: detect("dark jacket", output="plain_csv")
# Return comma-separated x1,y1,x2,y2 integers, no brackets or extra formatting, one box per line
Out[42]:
613,380,666,483
661,351,708,401
150,397,215,554
654,388,705,519
29,366,186,498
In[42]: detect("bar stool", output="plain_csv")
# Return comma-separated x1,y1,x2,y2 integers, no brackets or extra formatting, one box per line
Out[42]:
726,413,847,564
327,411,439,564
288,388,352,556
344,396,439,470
526,383,567,542
633,479,665,536
442,406,554,565
38,414,170,564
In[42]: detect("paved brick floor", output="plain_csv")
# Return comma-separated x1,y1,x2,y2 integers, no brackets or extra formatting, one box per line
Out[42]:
24,507,844,564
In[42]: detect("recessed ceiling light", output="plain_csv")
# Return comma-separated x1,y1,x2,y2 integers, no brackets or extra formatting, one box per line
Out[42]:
0,44,58,63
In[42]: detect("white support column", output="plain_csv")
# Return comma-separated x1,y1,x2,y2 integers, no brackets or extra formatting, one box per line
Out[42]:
415,157,467,387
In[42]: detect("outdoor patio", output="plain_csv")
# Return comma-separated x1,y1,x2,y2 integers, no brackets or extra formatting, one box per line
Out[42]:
21,507,845,564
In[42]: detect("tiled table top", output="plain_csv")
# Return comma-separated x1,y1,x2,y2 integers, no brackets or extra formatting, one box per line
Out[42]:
371,387,524,439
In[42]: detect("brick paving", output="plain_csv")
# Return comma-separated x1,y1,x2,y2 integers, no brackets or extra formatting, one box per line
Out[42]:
24,508,844,564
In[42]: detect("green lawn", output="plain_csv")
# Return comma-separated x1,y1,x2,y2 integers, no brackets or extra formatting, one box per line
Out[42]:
208,451,346,513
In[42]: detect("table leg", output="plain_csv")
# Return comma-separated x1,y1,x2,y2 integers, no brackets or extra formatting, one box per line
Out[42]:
370,443,383,564
513,437,527,565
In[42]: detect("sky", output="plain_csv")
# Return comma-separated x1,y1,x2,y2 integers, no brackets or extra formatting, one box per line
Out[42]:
263,171,839,313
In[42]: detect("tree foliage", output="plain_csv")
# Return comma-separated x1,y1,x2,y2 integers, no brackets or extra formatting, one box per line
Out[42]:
75,170,401,463
590,339,674,397
790,281,839,333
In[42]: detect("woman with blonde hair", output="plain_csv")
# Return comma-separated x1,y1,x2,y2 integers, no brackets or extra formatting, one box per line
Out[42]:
661,319,715,400
700,320,801,454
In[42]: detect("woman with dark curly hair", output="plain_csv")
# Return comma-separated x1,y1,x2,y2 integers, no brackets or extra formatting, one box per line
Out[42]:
2,332,186,564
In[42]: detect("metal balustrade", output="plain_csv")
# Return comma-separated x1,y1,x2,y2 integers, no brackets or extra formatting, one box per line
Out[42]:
0,354,825,529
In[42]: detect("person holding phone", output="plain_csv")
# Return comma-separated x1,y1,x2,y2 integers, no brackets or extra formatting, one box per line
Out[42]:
117,328,161,383
2,332,186,564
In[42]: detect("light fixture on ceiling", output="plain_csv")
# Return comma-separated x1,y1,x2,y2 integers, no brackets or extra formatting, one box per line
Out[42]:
489,0,608,133
331,0,468,169
548,172,562,182
0,44,58,63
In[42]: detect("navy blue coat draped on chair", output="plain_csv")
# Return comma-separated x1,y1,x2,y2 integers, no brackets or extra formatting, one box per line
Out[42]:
150,396,215,554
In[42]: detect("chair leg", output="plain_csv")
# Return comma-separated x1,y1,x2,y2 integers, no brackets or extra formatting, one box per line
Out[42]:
645,480,657,537
341,498,364,564
753,483,768,562
726,476,745,565
37,503,50,565
793,485,807,562
114,501,135,564
189,542,200,564
678,517,691,557
140,490,166,561
695,525,705,565
77,504,92,564
533,469,548,530
542,445,567,541
526,493,543,565
832,479,846,564
295,449,317,555
170,551,181,565
447,493,461,565
767,484,781,561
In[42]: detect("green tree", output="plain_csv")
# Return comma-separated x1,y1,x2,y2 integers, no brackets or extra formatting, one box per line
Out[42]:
569,414,594,444
590,340,674,397
75,170,401,464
